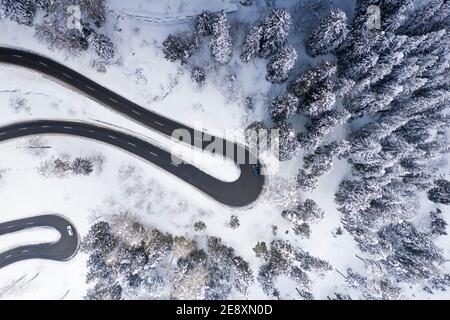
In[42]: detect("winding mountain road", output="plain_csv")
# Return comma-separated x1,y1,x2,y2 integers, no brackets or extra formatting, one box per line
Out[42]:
0,47,265,268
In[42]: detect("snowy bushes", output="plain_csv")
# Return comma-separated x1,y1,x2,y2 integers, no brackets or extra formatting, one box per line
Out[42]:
163,10,233,66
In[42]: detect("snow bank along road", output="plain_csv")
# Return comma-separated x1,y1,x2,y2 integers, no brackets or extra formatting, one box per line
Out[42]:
0,214,78,269
0,47,265,207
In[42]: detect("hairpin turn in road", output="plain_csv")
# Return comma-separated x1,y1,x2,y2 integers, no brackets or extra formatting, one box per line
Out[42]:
0,214,78,269
0,47,265,207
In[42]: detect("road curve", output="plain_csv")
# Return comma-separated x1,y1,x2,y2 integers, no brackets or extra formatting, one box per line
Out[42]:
0,214,78,269
0,47,265,207
0,120,263,207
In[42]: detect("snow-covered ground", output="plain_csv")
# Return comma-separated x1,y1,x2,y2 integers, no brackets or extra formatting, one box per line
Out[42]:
1,0,448,300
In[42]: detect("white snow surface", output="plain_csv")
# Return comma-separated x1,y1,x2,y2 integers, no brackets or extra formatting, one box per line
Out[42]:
0,0,448,300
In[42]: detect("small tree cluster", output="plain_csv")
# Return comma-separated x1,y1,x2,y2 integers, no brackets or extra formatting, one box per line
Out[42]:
240,9,292,62
257,240,332,299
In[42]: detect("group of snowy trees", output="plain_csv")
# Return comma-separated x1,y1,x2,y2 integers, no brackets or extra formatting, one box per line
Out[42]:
256,239,332,299
324,0,450,297
240,9,297,83
162,8,301,89
243,8,351,163
82,214,254,300
0,0,114,64
282,198,324,238
39,156,93,178
163,10,233,69
245,0,449,298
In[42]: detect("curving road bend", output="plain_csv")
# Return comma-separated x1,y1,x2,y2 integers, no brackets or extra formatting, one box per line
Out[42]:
0,214,78,269
0,47,266,207
0,120,263,207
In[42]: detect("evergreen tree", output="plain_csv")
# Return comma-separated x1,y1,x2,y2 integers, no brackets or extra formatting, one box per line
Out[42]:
296,169,318,192
276,121,299,161
190,66,206,87
428,179,450,205
378,222,445,281
240,25,264,63
71,157,94,176
79,0,107,27
266,45,297,83
260,9,292,57
298,109,350,149
288,61,337,117
210,11,233,65
307,8,349,57
1,0,36,25
162,32,199,64
240,9,292,62
269,93,298,123
430,208,447,236
194,10,215,37
303,140,349,177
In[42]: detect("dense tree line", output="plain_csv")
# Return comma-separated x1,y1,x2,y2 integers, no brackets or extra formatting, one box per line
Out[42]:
81,215,255,300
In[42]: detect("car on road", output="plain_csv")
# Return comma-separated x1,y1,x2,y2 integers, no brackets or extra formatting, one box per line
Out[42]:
252,165,261,176
67,226,74,236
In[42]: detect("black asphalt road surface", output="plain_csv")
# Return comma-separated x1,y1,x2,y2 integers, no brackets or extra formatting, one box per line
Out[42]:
0,214,78,269
0,47,265,207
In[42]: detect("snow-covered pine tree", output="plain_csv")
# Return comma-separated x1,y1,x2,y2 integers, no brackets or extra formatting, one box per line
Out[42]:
296,168,318,192
275,121,299,161
282,198,324,226
307,8,349,57
428,179,450,205
1,0,36,25
288,61,336,102
259,9,292,57
190,66,206,87
79,0,106,27
194,10,215,37
71,157,94,176
303,140,349,177
210,11,233,65
377,221,445,281
298,109,351,149
240,25,264,63
269,93,298,123
266,45,297,83
430,208,447,236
